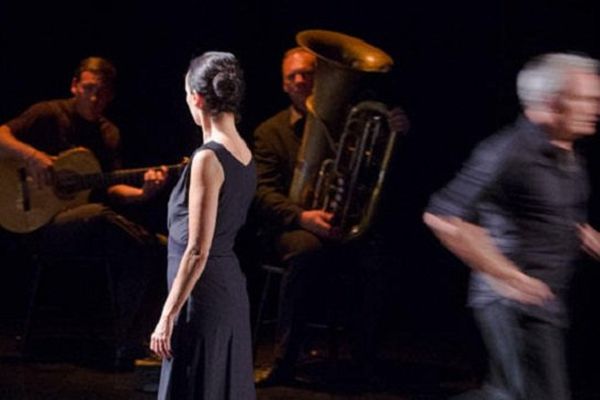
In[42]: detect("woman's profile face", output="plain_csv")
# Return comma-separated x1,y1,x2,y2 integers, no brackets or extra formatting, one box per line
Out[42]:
184,74,203,126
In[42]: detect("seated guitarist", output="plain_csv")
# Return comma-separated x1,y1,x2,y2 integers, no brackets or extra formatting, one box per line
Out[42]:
0,56,168,370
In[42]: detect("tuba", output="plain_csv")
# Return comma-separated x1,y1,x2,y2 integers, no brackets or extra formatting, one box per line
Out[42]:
289,29,399,242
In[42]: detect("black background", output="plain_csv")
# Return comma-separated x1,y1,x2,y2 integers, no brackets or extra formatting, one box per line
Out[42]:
1,0,600,384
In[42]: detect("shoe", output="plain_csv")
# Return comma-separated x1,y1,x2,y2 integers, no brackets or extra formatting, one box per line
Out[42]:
255,363,296,388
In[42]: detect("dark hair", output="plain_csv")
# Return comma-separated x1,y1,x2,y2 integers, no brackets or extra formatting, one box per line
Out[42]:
74,56,117,87
186,52,244,119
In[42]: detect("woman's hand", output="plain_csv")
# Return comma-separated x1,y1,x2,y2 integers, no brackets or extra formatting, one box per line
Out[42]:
150,315,175,359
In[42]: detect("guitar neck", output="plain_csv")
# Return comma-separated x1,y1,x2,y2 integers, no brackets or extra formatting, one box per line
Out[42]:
0,146,188,233
59,163,184,193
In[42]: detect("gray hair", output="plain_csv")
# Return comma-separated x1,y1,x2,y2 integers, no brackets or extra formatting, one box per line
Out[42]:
516,53,599,109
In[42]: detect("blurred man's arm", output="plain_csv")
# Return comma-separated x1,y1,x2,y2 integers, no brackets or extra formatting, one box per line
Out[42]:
423,212,553,305
579,223,600,260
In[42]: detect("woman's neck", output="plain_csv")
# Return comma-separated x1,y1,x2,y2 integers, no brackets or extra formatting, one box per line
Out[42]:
202,112,238,142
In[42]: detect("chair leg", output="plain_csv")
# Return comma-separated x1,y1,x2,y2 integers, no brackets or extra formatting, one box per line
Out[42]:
326,282,341,361
327,321,340,361
18,255,44,356
18,256,120,359
253,269,274,359
101,259,120,344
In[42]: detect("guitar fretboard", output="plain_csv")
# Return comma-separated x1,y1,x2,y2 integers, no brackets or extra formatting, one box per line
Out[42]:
56,164,184,193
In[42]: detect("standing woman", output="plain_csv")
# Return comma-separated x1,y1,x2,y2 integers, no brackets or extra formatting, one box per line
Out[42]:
150,52,256,399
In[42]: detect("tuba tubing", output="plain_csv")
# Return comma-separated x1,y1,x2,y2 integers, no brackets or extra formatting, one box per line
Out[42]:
289,29,397,241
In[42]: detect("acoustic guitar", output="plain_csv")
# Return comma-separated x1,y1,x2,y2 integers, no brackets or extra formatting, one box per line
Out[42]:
0,147,185,233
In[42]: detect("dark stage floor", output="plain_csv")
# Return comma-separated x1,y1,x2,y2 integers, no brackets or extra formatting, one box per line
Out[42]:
0,319,474,400
1,318,600,400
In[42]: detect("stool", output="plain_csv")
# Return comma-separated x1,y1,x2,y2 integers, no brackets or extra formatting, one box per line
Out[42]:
252,262,342,362
252,263,284,356
18,253,119,358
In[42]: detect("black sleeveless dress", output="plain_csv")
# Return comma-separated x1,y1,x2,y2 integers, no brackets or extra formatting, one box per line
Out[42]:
158,141,257,400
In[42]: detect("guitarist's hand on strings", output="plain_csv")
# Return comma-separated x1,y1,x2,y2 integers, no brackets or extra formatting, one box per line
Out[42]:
25,148,55,188
141,166,168,200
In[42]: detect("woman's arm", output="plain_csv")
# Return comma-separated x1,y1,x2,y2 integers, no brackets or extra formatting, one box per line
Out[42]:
150,149,224,359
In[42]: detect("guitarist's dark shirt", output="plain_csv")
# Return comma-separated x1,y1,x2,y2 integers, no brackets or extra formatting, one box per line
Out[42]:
3,98,162,363
6,98,121,172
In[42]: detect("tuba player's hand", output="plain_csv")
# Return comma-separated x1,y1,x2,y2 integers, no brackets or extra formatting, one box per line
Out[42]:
299,210,333,238
388,106,410,135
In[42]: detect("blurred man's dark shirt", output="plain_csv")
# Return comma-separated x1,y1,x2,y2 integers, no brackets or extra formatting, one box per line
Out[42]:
426,116,589,325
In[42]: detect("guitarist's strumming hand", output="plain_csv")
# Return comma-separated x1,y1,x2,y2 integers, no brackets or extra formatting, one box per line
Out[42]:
140,166,169,200
25,148,55,188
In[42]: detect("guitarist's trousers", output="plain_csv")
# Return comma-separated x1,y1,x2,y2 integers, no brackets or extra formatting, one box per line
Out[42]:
34,202,165,356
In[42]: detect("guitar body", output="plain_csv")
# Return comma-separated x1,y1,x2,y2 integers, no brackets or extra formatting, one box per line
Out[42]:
0,147,101,233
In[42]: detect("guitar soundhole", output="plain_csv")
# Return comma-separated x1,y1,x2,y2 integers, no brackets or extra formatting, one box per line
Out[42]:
54,170,80,199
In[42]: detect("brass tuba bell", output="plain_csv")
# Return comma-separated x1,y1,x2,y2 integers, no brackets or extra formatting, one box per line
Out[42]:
289,29,399,242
